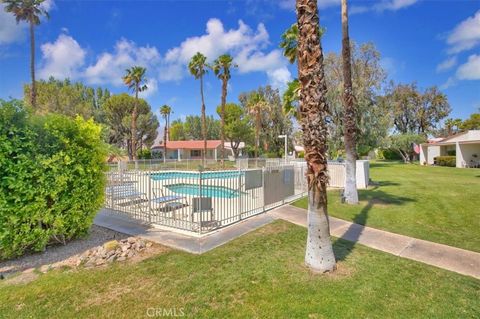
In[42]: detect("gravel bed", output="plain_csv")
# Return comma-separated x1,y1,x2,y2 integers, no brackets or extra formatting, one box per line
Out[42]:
0,225,128,276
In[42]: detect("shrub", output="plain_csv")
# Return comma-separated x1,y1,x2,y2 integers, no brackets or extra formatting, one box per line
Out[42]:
447,150,456,156
434,156,456,167
297,151,305,158
138,149,152,159
0,102,106,259
377,148,402,160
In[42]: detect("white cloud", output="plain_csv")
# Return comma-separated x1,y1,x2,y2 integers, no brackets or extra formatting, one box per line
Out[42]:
266,67,292,90
440,77,457,90
374,0,418,11
351,0,418,15
436,56,457,73
160,18,291,89
139,78,158,98
0,1,55,45
447,10,480,54
456,54,480,80
84,38,160,86
38,34,86,80
0,4,26,45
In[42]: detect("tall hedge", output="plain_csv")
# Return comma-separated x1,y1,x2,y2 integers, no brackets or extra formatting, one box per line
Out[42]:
0,101,106,259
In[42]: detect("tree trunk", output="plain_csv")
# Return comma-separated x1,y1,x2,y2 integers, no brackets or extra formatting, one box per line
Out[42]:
296,0,336,273
29,20,36,109
131,86,138,160
200,75,207,167
164,118,168,163
255,110,260,159
341,0,358,204
220,77,228,169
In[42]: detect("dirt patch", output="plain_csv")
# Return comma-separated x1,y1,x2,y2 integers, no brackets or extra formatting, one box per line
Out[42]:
254,221,292,236
0,225,128,277
3,271,39,285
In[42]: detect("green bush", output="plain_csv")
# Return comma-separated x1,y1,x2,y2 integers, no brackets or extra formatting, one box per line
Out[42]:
0,101,106,259
447,150,456,156
297,151,305,158
138,149,152,159
377,148,402,160
434,156,456,167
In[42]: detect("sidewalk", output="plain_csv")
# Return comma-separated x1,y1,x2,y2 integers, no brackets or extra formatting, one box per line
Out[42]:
268,205,480,279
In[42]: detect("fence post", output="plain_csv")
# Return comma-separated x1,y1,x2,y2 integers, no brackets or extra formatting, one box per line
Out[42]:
238,168,242,221
147,171,152,224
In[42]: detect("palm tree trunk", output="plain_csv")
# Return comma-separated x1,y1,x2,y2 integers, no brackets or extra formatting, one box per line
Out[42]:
29,20,36,108
163,118,168,163
255,110,260,159
220,78,228,169
200,75,207,167
131,87,138,160
296,0,336,273
342,0,359,204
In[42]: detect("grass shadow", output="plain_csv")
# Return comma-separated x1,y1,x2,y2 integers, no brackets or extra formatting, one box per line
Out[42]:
333,183,415,262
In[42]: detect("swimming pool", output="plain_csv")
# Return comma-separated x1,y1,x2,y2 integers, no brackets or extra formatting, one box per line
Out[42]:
165,183,241,199
150,171,243,181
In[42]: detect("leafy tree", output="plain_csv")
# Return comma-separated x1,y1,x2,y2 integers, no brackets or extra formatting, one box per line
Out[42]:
388,133,426,163
169,120,186,141
212,54,236,167
102,94,158,158
240,86,293,157
188,52,209,166
324,43,389,157
341,0,358,204
4,0,49,108
217,103,253,158
461,113,480,130
24,77,110,120
170,116,220,141
160,104,172,161
122,66,148,160
296,0,336,272
381,82,451,135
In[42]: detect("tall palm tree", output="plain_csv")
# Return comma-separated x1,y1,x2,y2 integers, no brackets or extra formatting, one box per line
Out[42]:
341,0,359,204
296,0,336,272
4,0,49,108
246,93,267,159
122,66,148,160
188,52,209,167
212,54,236,168
160,104,172,163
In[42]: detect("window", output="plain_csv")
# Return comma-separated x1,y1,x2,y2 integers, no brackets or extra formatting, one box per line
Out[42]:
190,150,201,157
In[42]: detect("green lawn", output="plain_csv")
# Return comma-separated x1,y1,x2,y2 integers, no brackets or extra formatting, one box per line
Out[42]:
293,161,480,252
0,221,478,318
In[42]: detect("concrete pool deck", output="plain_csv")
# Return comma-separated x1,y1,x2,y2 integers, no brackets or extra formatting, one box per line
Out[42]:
95,206,480,279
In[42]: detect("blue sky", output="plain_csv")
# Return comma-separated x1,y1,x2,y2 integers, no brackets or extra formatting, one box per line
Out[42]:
0,0,479,122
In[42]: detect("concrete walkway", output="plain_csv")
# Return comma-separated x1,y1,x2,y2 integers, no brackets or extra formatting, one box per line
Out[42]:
268,205,480,279
95,209,275,254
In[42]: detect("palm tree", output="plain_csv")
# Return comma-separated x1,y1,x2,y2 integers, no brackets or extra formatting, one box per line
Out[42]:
188,52,209,167
212,54,236,168
160,104,172,163
296,0,336,272
280,23,299,64
4,0,49,108
282,79,300,119
246,93,268,159
341,0,359,204
122,66,148,160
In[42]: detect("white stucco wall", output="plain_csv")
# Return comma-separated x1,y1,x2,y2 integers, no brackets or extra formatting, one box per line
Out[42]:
420,145,428,165
457,143,480,167
427,145,441,165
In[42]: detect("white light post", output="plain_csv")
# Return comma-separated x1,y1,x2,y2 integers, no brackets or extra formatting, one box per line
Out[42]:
278,134,287,163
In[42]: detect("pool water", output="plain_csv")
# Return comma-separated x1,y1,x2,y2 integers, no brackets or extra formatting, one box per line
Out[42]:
150,171,243,181
165,183,241,199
